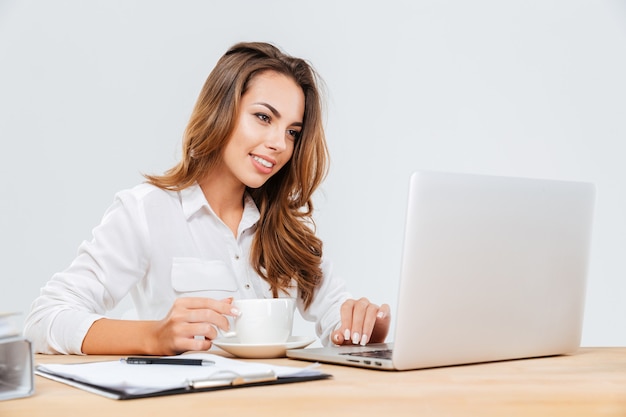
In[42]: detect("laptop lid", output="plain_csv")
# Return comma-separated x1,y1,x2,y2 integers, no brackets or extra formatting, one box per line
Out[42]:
287,170,596,371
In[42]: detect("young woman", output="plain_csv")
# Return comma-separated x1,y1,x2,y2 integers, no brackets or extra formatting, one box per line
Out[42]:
24,42,390,355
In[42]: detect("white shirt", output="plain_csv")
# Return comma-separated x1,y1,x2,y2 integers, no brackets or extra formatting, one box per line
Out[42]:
24,183,350,354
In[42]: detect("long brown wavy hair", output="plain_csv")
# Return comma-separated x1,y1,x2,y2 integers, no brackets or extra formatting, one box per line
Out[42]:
145,42,329,309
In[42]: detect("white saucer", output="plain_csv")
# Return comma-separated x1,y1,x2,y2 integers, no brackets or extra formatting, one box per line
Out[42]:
212,335,316,359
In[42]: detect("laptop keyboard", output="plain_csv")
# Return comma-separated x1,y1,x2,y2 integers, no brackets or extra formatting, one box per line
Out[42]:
340,349,393,360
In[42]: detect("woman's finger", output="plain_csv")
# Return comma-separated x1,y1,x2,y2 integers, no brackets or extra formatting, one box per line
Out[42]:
339,299,355,341
348,297,372,345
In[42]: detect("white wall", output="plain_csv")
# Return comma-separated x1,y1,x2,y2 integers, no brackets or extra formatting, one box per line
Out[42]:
1,0,624,345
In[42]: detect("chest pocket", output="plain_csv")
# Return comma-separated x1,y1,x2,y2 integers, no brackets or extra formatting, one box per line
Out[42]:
171,258,238,299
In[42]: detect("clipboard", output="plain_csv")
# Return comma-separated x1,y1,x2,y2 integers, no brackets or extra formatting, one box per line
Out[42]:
35,353,331,400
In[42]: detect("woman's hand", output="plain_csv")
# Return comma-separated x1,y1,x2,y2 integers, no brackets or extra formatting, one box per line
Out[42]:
330,297,391,346
151,297,240,354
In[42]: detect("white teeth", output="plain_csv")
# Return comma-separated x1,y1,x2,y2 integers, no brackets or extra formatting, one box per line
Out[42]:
252,155,273,168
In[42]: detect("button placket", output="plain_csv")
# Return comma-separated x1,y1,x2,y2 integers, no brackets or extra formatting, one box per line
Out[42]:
230,245,254,295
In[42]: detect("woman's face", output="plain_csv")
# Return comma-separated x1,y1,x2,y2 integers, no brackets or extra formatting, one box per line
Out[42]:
220,71,305,190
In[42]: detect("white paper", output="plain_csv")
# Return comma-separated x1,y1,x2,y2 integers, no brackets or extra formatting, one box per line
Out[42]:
37,353,321,396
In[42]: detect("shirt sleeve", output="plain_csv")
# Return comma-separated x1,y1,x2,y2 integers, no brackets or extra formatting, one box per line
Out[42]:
23,189,151,354
298,257,352,346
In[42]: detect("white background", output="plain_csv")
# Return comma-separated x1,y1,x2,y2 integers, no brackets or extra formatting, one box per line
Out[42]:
1,0,624,345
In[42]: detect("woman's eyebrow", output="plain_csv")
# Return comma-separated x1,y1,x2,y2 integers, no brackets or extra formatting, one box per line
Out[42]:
254,102,281,117
254,102,303,126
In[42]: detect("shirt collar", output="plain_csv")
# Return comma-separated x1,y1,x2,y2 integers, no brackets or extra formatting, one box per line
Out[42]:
240,193,261,231
180,183,210,220
180,183,260,230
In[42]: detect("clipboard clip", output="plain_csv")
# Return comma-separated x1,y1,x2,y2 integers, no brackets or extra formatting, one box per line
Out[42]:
187,370,277,389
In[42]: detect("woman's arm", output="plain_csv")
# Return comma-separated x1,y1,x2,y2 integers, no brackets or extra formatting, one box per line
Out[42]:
81,297,239,355
24,188,151,354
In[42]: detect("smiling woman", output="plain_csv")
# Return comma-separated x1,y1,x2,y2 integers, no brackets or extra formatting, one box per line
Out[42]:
217,72,305,192
23,42,391,356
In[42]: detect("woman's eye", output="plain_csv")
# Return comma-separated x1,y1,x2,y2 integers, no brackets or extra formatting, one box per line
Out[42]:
256,113,270,123
287,129,301,140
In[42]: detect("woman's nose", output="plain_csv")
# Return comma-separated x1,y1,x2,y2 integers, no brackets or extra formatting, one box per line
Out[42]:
265,128,288,152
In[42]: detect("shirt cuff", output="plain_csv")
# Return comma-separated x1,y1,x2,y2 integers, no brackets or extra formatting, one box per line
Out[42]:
51,310,105,355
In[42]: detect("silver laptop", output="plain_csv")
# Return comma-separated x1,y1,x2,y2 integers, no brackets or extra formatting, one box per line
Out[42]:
287,170,596,371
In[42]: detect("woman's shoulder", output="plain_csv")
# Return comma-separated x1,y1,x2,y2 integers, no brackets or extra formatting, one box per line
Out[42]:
111,183,189,214
113,182,205,215
115,182,176,202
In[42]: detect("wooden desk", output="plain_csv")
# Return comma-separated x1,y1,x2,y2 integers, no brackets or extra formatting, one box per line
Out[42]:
1,347,625,417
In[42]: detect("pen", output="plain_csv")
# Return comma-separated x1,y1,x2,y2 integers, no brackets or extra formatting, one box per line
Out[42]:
123,357,215,366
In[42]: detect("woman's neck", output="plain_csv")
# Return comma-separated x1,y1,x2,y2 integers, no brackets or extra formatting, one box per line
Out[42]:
198,170,246,237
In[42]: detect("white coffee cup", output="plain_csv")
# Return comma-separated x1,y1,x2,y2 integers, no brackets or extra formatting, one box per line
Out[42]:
228,298,295,345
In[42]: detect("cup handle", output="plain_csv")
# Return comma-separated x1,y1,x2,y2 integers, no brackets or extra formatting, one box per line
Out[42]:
219,330,237,338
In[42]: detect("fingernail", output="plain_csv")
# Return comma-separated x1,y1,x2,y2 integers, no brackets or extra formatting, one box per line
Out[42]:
352,332,360,344
333,333,340,344
231,308,241,316
377,311,385,319
344,329,351,340
360,334,368,346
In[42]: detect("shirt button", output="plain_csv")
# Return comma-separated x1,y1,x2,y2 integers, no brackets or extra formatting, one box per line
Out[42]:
245,284,251,289
234,254,240,260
